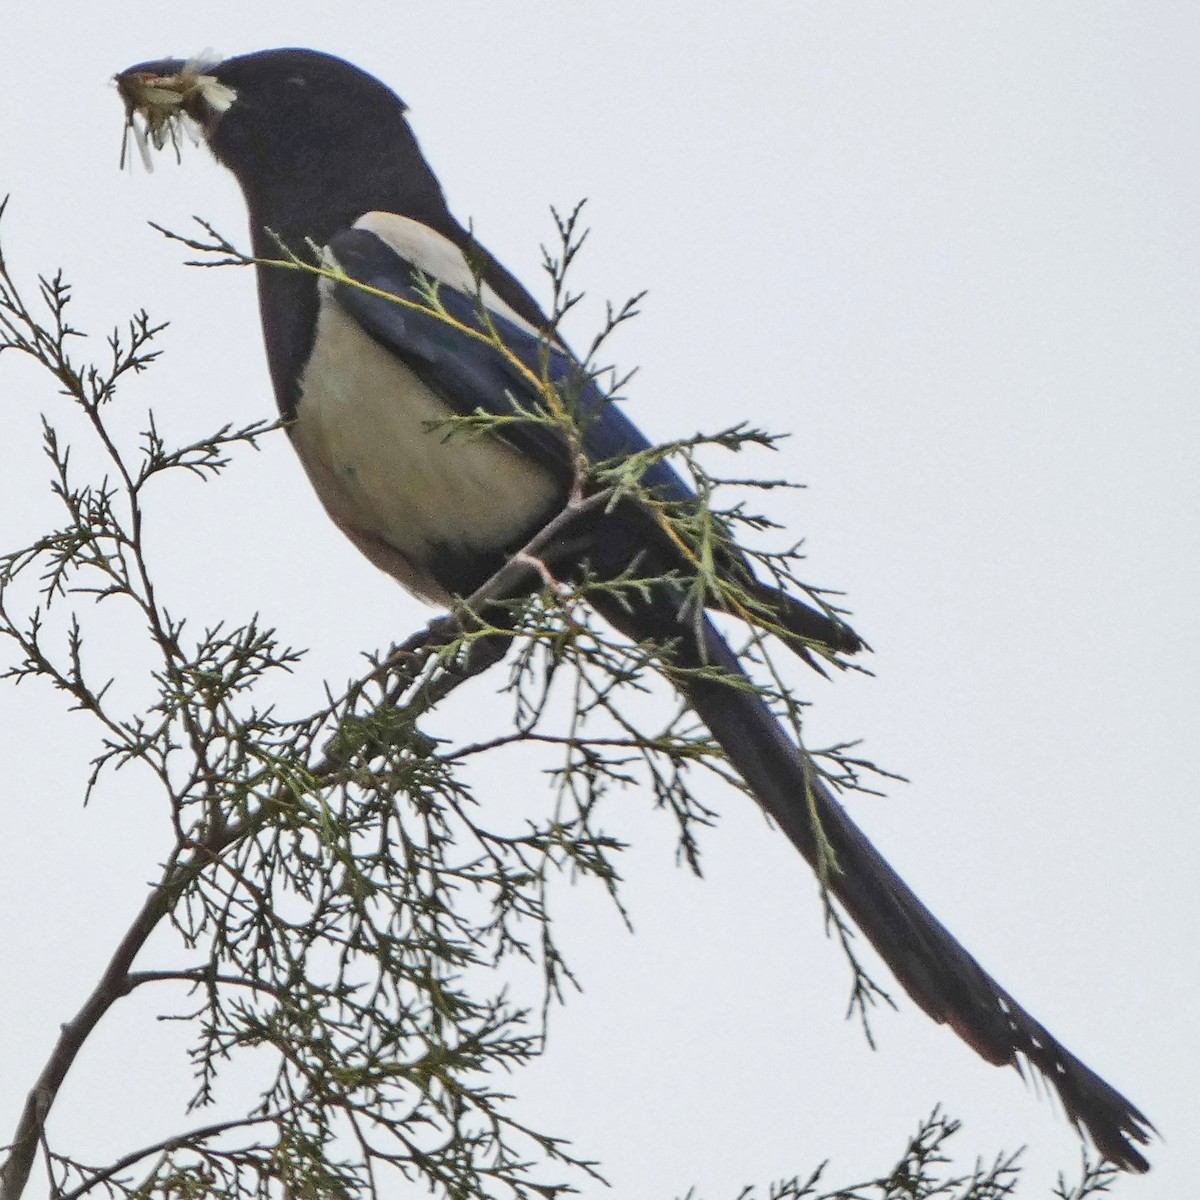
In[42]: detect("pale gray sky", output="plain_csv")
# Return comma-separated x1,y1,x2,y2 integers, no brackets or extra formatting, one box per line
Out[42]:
1,3,1195,1195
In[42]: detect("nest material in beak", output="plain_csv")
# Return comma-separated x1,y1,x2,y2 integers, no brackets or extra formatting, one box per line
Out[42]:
116,62,234,169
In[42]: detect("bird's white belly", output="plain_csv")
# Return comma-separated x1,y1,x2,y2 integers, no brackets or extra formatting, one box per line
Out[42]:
291,296,562,602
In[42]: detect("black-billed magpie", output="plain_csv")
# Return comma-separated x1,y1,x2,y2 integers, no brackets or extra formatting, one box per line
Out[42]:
116,48,1152,1171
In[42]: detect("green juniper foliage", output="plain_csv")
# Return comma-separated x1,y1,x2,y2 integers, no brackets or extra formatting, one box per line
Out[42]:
0,199,1122,1200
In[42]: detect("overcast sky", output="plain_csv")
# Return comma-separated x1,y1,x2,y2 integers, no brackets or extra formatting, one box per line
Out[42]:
1,3,1196,1196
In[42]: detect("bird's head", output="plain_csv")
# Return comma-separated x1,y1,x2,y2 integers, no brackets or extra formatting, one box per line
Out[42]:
116,49,442,247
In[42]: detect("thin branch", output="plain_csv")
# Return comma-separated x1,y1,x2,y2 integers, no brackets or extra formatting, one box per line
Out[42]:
54,1113,283,1200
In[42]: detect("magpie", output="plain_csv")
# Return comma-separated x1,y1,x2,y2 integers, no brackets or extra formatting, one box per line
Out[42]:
116,48,1153,1171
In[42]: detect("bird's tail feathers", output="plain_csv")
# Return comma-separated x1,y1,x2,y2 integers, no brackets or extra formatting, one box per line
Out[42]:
593,593,1153,1172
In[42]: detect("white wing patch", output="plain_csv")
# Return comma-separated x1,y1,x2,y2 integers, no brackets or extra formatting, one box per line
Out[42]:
352,212,543,337
292,222,561,605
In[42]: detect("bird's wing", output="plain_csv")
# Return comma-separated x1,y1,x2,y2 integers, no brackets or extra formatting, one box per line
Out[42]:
324,214,860,654
325,215,695,503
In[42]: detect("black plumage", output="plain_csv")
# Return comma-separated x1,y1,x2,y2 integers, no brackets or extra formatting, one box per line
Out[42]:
117,48,1153,1171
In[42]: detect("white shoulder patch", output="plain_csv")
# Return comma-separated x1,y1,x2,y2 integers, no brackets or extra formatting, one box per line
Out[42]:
352,211,542,337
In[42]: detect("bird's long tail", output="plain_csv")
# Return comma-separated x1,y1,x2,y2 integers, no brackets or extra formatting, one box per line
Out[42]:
594,596,1153,1172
